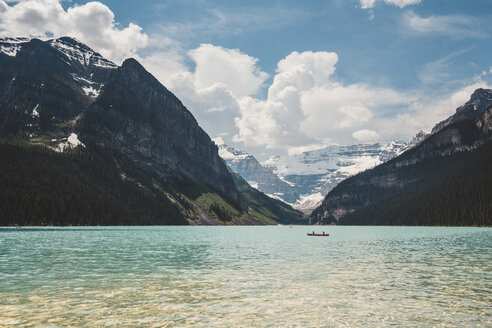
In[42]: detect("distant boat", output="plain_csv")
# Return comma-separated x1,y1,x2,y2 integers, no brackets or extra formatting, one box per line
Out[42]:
307,232,329,236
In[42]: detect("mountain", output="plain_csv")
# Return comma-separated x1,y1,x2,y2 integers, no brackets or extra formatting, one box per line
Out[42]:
218,144,299,203
310,88,492,226
0,36,303,226
219,138,422,213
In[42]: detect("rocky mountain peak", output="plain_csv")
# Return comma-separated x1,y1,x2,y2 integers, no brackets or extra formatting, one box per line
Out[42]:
48,36,117,69
461,88,492,113
433,88,492,134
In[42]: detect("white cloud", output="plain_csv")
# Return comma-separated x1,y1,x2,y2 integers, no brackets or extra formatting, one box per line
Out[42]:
338,103,374,128
140,44,267,143
383,0,421,8
234,51,341,149
359,0,420,10
188,44,269,98
233,50,412,150
360,0,376,9
0,0,148,63
212,136,225,145
152,46,485,153
403,11,485,38
390,82,490,135
352,129,380,143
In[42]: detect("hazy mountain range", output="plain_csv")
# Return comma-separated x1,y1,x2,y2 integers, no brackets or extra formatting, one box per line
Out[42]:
218,132,426,213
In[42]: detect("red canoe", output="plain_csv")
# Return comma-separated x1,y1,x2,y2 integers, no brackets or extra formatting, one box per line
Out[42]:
307,233,329,236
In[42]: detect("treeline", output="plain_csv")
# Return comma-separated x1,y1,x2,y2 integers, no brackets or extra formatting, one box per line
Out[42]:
337,141,492,226
0,140,187,226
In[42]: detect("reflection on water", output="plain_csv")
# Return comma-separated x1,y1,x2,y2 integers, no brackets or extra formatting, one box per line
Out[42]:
0,226,491,327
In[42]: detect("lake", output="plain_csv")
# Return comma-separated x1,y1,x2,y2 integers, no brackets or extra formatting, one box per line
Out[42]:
0,226,490,327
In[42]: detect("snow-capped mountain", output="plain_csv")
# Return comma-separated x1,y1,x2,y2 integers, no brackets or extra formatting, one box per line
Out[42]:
0,36,117,151
1,36,116,101
219,134,426,213
218,144,299,203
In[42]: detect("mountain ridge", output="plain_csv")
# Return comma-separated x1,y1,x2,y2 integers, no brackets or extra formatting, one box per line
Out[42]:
310,88,492,226
0,36,304,226
218,134,425,213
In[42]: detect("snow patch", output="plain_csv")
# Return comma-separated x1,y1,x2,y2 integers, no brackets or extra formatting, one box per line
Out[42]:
49,38,117,69
336,156,381,176
292,192,325,212
266,193,287,202
247,181,259,189
218,144,250,161
32,104,40,118
263,144,385,176
57,133,85,152
68,133,83,147
71,73,103,99
0,37,30,57
0,37,31,44
0,44,21,57
82,85,100,98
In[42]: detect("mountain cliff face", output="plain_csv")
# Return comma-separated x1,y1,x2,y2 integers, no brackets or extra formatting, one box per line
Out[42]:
81,58,241,203
310,88,492,226
0,36,303,226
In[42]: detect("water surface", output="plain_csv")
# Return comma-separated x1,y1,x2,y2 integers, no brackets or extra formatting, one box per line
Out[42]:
0,226,490,327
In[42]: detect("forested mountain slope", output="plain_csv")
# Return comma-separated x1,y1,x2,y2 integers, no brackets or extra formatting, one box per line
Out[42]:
310,89,492,226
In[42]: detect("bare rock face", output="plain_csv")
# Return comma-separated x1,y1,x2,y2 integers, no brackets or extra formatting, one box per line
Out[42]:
81,58,241,203
432,88,492,134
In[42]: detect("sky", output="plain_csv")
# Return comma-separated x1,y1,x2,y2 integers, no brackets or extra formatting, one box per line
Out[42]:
1,0,491,160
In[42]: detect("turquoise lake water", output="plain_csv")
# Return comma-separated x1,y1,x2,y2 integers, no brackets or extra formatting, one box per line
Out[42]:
0,226,491,327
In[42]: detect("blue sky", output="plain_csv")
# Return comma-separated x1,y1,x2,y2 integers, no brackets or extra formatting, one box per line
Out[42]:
2,0,491,158
68,0,491,89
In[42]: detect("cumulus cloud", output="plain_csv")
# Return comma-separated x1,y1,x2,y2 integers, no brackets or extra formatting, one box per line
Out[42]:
188,44,269,98
0,0,148,62
234,51,341,149
352,129,380,143
160,45,486,154
232,50,414,150
403,11,485,38
212,136,225,146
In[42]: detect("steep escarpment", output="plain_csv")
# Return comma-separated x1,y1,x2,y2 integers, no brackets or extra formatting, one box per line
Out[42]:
80,58,241,204
310,89,492,226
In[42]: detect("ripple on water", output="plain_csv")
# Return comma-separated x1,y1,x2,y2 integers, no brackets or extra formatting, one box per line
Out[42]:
0,226,491,327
